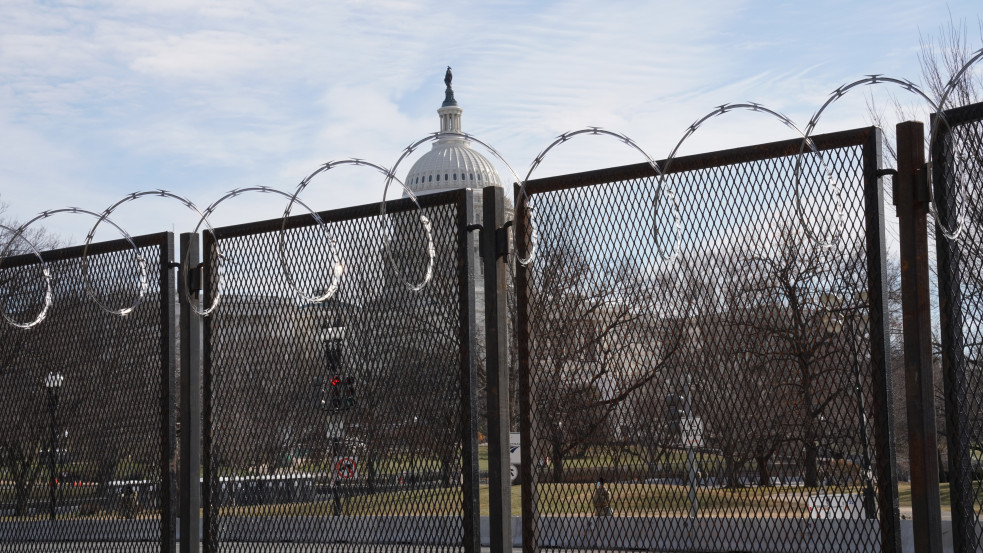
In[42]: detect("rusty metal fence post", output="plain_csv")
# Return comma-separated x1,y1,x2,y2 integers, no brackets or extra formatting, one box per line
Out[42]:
932,103,983,553
862,125,903,553
161,232,180,553
483,185,514,553
514,184,539,553
179,232,202,553
895,120,944,553
461,188,483,553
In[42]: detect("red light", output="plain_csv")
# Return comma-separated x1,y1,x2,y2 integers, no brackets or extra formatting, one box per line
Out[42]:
330,377,341,386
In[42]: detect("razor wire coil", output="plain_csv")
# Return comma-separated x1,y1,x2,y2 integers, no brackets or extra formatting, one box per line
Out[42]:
0,223,54,329
4,207,148,321
5,62,983,326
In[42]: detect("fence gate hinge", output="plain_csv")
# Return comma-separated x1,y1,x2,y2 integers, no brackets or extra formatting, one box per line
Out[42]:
169,260,203,296
188,263,203,294
495,221,513,258
877,168,900,208
885,164,931,215
915,163,931,204
476,221,511,259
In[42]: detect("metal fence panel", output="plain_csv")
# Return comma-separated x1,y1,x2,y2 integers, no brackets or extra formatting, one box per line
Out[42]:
515,128,899,552
0,232,176,552
200,190,479,552
934,101,983,553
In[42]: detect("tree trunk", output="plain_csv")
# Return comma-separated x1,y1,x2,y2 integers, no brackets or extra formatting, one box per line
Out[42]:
644,445,663,477
804,440,819,487
441,458,452,488
755,454,772,487
14,471,32,516
95,457,117,500
551,438,564,483
5,446,41,517
724,446,741,489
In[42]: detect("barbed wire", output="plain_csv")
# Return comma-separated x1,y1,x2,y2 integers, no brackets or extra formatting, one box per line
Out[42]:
927,48,983,241
663,103,838,248
88,190,220,317
3,207,148,322
804,75,959,242
0,223,53,329
4,55,983,326
386,131,526,266
284,157,435,293
200,186,341,314
520,127,678,264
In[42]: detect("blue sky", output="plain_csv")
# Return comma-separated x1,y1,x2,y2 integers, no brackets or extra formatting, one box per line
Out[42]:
0,0,980,242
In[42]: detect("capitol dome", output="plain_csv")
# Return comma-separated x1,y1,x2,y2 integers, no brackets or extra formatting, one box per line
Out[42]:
405,68,502,195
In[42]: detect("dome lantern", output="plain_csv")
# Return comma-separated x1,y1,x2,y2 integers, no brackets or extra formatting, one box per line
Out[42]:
405,68,503,196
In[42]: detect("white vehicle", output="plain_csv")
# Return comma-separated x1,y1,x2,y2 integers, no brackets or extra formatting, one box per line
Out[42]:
509,432,521,484
808,493,864,519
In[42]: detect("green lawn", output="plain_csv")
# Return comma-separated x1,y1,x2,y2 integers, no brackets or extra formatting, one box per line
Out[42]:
223,481,956,518
897,481,983,514
6,454,982,520
897,482,947,512
3,482,979,520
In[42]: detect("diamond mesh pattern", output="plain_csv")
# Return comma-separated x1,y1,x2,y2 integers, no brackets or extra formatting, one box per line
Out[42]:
516,129,894,552
201,192,476,551
934,101,983,552
0,233,174,551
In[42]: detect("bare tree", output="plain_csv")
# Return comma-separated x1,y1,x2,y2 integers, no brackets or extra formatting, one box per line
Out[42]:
691,269,788,489
735,225,870,488
524,239,691,482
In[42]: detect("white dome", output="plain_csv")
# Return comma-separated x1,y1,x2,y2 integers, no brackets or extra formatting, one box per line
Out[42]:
404,69,502,196
405,135,502,195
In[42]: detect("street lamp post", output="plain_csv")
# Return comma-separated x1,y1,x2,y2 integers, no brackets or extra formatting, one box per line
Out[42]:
682,374,698,520
314,377,344,517
328,431,342,517
44,371,64,521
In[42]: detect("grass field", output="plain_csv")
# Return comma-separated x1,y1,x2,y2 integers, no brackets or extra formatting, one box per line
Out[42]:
5,447,980,520
2,481,975,520
219,481,971,519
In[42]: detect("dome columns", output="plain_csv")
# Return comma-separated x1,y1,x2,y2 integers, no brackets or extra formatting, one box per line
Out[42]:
439,106,463,135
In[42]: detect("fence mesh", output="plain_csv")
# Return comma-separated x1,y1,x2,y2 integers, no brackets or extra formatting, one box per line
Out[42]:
515,128,898,552
0,232,175,551
934,101,983,553
200,190,479,551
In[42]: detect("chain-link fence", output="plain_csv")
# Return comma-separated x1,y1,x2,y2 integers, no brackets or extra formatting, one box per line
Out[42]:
514,127,900,552
934,101,983,553
198,189,481,551
4,118,981,553
0,232,176,551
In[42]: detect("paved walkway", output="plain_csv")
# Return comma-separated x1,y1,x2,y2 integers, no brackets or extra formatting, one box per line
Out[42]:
898,506,952,520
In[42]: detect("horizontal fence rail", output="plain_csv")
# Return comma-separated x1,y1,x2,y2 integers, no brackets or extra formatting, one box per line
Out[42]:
515,127,900,553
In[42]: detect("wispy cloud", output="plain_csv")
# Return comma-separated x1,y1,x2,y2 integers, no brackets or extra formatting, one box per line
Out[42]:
0,0,976,240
